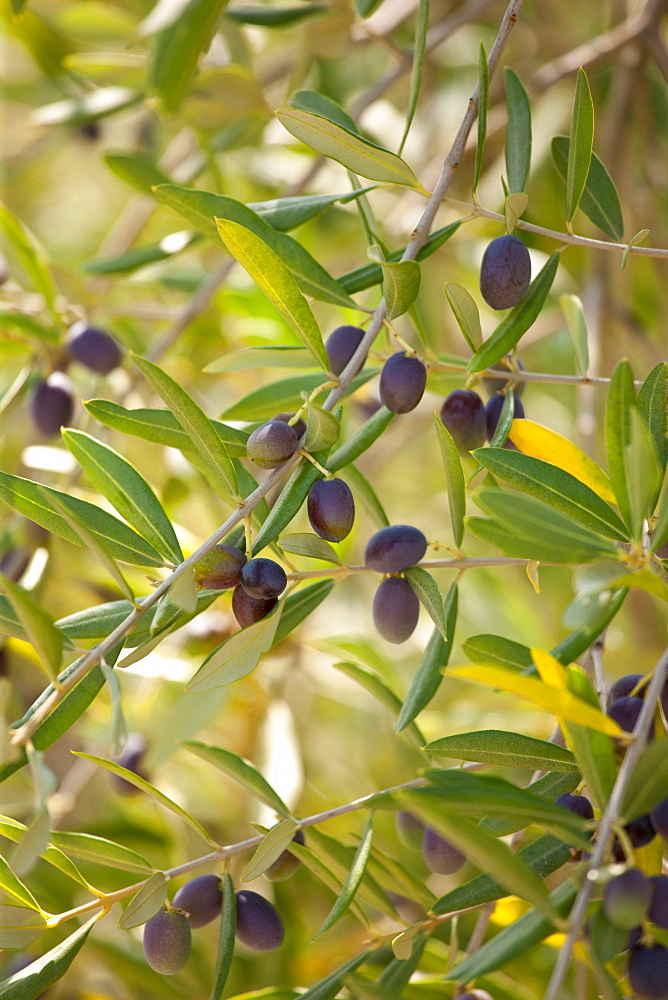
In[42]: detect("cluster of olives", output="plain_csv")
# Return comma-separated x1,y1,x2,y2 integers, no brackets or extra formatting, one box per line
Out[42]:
30,321,122,436
363,525,428,643
194,546,288,628
606,672,668,735
396,811,466,875
439,357,526,455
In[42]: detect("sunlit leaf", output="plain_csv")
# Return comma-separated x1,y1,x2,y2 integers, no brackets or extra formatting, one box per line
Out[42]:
119,872,167,929
0,913,95,995
434,415,466,548
445,282,482,352
0,574,62,681
184,740,292,818
314,815,374,938
565,68,594,224
560,293,589,375
186,605,282,692
474,42,488,192
551,136,623,241
504,68,532,194
422,730,578,771
508,419,615,504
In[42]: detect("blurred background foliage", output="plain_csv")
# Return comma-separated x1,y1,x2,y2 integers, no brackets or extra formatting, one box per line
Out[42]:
0,0,667,996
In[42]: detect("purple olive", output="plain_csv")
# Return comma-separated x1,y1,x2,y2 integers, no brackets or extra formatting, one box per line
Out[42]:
142,908,191,975
480,234,531,310
235,890,284,951
172,875,222,928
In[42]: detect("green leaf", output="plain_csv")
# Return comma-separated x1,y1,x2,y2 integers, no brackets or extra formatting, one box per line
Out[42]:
253,187,377,231
422,730,578,770
305,402,340,451
0,575,62,681
0,913,96,997
225,4,326,26
433,416,466,548
342,464,389,528
621,739,668,821
0,203,58,317
504,68,532,194
0,905,47,950
50,831,153,874
85,399,248,456
605,359,635,530
467,252,560,373
560,293,589,375
404,567,445,639
276,109,425,191
479,771,581,837
31,87,141,127
73,753,213,843
328,407,395,473
565,68,594,224
397,0,429,155
315,815,374,938
560,666,616,811
621,228,650,270
84,232,200,276
473,447,629,541
132,354,238,504
186,605,282,692
290,89,359,134
147,0,226,113
504,191,528,233
445,282,482,352
104,152,171,194
474,42,489,192
216,219,331,372
396,584,458,733
252,460,322,555
119,872,167,929
274,579,334,645
462,633,533,671
298,951,372,1000
209,872,235,1000
367,246,421,320
0,855,42,911
62,430,182,565
283,842,369,929
278,533,340,565
625,407,662,536
184,740,291,818
220,371,359,422
637,362,668,474
155,184,357,309
551,136,624,241
334,661,423,748
243,819,299,882
204,346,314,373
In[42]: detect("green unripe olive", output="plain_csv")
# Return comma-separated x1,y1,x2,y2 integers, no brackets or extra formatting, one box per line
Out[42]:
194,545,246,590
142,908,191,975
246,421,299,468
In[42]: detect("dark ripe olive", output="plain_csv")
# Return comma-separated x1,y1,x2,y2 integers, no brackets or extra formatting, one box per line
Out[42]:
628,944,668,1000
482,356,526,398
232,585,277,629
112,732,149,796
612,814,657,862
485,393,525,445
142,908,191,975
172,875,222,928
379,352,427,414
603,868,651,929
246,421,299,469
325,324,366,376
270,411,306,439
194,545,246,590
396,811,425,850
265,828,305,881
235,890,284,951
30,373,75,437
364,524,427,574
649,875,668,929
422,826,466,875
439,389,487,453
240,557,286,599
607,673,647,711
479,234,531,310
554,793,594,820
307,478,355,543
65,321,122,374
372,577,419,644
607,695,644,733
651,796,668,841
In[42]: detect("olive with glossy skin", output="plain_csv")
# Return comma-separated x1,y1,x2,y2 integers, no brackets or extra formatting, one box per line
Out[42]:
555,793,594,820
651,796,668,841
266,829,306,881
307,478,355,542
246,421,299,468
232,585,277,629
483,356,526,398
66,321,122,374
613,814,657,862
422,826,466,875
112,732,148,796
235,890,284,951
485,392,525,444
172,875,222,928
240,557,286,599
607,695,644,733
326,325,366,376
649,875,668,929
628,944,668,1000
607,673,647,710
30,373,75,437
379,352,427,414
372,577,419,644
480,234,531,310
194,545,246,590
439,389,487,454
365,524,427,574
603,868,651,929
396,811,425,850
270,411,306,439
142,908,191,975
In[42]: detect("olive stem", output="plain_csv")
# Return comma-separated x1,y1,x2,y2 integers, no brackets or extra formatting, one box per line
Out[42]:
285,556,539,582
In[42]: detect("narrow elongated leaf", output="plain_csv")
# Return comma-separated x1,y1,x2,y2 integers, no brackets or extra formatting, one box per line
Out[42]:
397,0,429,155
566,68,595,223
637,361,668,473
278,533,340,564
422,730,578,770
404,567,446,638
474,42,488,192
560,293,589,375
84,232,200,276
0,575,62,680
625,407,662,536
605,359,635,530
205,346,313,373
0,914,96,997
147,0,226,112
551,136,623,241
561,666,616,811
315,815,374,938
184,740,291,818
343,464,389,528
462,633,533,671
473,447,628,540
467,252,559,372
0,905,47,949
220,371,366,421
328,407,394,473
51,831,153,874
504,68,531,194
225,4,326,25
186,605,282,691
31,88,141,127
334,661,423,747
445,282,482,352
243,819,299,882
299,827,397,920
0,855,42,911
276,110,424,191
62,430,183,564
305,402,340,451
105,152,171,194
216,220,330,372
507,419,615,503
252,188,376,231
132,354,238,503
367,247,421,320
73,753,213,842
290,89,359,134
479,771,581,836
119,872,167,928
340,222,461,294
298,951,372,1000
0,203,58,317
274,579,334,645
209,872,235,1000
85,399,248,455
434,416,465,547
621,739,668,821
287,843,369,928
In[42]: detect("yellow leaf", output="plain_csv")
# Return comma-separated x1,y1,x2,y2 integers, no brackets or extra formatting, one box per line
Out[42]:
531,648,568,690
450,665,622,736
508,419,616,504
526,561,540,594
